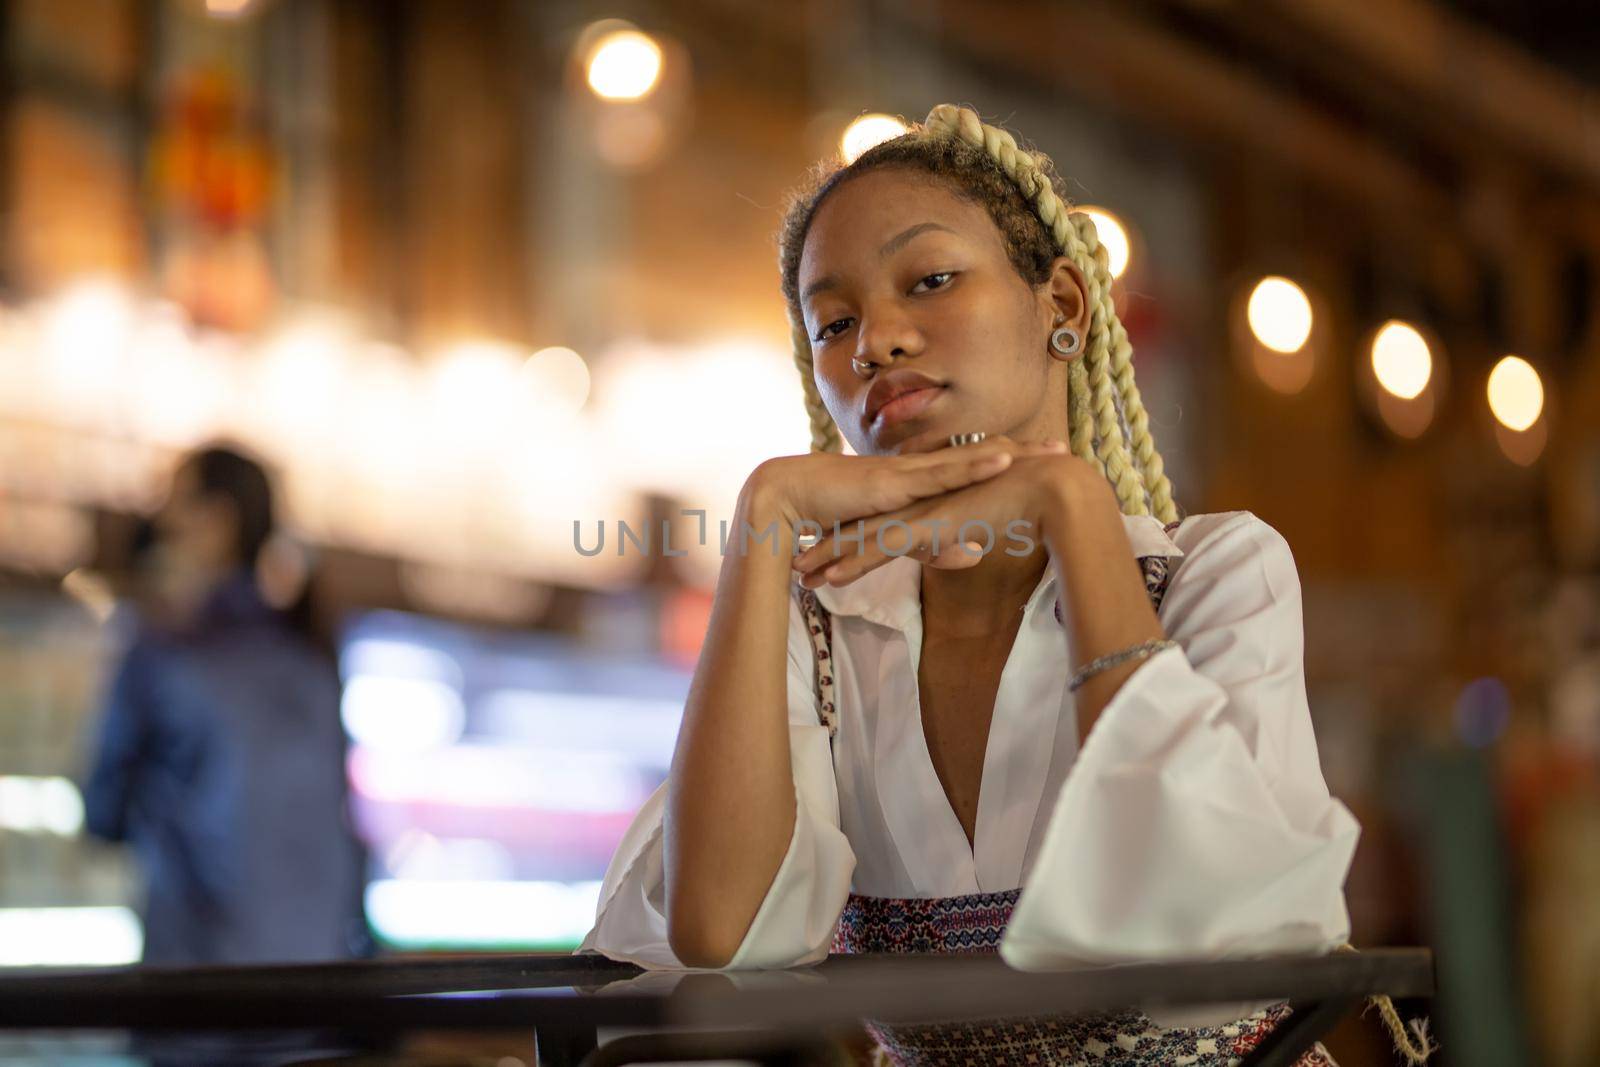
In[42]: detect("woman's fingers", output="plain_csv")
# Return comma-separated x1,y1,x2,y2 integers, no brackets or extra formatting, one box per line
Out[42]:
800,520,980,587
795,443,1065,575
902,449,1011,498
929,539,990,570
762,437,1069,541
795,492,1008,582
865,437,1066,513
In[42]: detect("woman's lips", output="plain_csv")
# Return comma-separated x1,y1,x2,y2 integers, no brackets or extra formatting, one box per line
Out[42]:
872,385,946,428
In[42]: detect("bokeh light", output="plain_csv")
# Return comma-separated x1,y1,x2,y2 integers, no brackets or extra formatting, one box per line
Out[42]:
840,114,908,164
1371,321,1432,400
1076,207,1131,279
41,279,135,428
1487,355,1543,431
247,315,357,466
1246,276,1313,354
523,346,591,415
428,340,525,444
584,29,663,101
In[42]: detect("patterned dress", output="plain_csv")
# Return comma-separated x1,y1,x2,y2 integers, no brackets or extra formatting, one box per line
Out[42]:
795,526,1338,1067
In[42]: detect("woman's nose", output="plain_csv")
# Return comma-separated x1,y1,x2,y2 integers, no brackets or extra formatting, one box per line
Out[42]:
854,309,921,366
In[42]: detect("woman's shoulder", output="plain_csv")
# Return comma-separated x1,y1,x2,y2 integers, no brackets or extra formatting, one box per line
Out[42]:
1167,509,1285,547
1165,510,1300,594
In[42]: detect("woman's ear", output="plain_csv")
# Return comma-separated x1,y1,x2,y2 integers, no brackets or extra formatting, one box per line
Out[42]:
1041,256,1091,336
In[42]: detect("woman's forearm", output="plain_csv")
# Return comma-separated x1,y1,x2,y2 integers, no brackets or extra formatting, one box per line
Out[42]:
1039,473,1168,746
663,477,802,967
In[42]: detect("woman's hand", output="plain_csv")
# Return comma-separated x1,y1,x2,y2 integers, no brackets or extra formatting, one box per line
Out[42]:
791,449,1100,587
746,436,1068,535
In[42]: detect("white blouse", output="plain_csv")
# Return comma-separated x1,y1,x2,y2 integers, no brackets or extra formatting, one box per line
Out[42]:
577,510,1360,983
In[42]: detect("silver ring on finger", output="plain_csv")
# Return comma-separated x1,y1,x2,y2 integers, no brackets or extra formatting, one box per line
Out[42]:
948,432,986,448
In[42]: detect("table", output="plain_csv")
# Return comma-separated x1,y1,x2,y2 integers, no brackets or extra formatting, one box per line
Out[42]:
0,948,1434,1066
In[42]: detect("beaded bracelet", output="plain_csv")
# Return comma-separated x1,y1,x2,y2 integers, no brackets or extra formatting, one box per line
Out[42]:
1067,638,1179,693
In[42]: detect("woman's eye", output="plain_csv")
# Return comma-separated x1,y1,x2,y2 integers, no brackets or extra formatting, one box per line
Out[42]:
912,272,955,293
815,318,851,343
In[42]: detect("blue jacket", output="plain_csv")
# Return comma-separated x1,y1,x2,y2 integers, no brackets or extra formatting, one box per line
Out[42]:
82,571,366,965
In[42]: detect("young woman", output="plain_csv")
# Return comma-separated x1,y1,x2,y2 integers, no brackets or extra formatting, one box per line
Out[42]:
579,104,1371,1066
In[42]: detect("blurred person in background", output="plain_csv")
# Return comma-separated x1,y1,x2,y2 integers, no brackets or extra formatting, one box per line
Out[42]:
81,444,367,967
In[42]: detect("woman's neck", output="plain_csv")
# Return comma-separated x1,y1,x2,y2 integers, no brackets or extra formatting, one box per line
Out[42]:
919,544,1052,640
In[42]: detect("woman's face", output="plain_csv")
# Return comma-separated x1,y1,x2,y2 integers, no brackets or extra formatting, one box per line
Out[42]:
797,167,1088,456
155,464,239,583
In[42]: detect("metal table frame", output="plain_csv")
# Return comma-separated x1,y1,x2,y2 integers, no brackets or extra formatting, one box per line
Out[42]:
0,948,1434,1066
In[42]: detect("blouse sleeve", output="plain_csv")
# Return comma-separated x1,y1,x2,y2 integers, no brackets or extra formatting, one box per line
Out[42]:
576,586,857,969
1000,511,1360,974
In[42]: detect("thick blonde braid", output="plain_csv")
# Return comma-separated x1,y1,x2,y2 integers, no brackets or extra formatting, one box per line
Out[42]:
793,315,845,453
1109,314,1178,521
1073,219,1150,517
1067,357,1096,473
1095,258,1178,521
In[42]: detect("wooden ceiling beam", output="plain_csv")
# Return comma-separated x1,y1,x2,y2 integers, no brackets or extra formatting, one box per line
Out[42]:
930,0,1450,220
1181,0,1600,191
685,0,1458,221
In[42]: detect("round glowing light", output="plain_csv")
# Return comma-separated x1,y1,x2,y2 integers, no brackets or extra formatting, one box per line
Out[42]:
1076,207,1131,279
523,346,591,414
1246,276,1313,354
585,30,663,101
251,316,354,454
1371,320,1433,400
429,340,524,440
44,279,134,385
840,114,908,165
1487,355,1543,431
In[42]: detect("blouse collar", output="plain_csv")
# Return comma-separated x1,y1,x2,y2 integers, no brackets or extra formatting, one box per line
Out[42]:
809,512,1185,630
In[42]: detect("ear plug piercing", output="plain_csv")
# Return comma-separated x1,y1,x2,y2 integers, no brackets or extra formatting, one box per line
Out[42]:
1050,324,1082,357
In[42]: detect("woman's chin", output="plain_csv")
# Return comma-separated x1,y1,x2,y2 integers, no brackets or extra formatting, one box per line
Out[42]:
886,427,957,455
857,413,965,455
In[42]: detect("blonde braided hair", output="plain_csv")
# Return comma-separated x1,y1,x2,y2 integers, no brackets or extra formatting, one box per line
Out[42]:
776,103,1178,524
791,316,844,455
